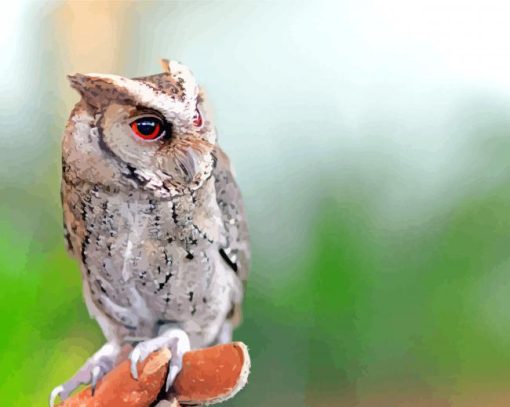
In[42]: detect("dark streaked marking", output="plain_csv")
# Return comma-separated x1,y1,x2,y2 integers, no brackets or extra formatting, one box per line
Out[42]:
156,319,179,326
81,234,91,273
210,151,218,170
171,204,178,224
219,248,238,273
156,271,173,292
163,249,171,265
164,271,173,284
178,162,190,179
124,164,149,187
95,279,107,294
96,120,119,161
191,223,213,244
63,223,73,251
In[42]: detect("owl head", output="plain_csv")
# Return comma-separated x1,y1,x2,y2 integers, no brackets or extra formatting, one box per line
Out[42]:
63,59,216,197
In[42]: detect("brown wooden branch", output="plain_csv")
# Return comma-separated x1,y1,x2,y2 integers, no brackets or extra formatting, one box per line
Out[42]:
58,342,251,407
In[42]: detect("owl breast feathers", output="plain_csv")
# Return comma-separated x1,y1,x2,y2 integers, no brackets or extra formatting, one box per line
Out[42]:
61,60,250,348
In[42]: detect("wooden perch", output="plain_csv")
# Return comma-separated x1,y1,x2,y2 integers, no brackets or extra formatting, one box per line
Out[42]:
58,342,251,407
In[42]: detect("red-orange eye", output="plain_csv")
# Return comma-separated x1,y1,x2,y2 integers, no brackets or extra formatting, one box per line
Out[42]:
130,117,164,140
193,106,203,127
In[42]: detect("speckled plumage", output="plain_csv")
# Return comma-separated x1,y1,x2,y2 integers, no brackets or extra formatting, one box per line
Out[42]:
51,60,249,404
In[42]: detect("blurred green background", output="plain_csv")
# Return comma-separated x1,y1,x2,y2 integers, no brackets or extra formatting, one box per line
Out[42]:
2,0,510,405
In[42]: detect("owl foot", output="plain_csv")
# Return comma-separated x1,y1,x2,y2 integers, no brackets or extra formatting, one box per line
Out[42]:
129,328,190,392
49,342,120,407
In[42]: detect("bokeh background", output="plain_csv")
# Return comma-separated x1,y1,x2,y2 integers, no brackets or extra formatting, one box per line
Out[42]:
3,0,510,405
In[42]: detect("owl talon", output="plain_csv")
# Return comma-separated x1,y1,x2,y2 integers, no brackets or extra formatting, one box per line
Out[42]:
90,365,102,396
49,385,64,407
128,328,190,391
48,342,120,406
166,354,183,392
129,348,141,380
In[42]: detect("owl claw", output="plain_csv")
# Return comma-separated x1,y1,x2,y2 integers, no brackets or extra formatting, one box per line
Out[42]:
165,354,183,392
49,385,64,407
90,365,102,396
48,342,120,406
128,328,190,392
129,348,141,380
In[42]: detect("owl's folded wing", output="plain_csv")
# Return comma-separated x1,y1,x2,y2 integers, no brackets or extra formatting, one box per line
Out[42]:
212,146,251,325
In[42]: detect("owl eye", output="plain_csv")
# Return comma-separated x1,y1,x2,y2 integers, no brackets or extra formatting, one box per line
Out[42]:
192,106,203,128
130,117,164,140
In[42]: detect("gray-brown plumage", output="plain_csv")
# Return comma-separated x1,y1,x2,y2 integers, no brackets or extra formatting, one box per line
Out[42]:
50,60,249,405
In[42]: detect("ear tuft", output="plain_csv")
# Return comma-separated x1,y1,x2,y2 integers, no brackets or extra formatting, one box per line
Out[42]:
66,73,120,107
160,58,171,74
67,73,104,97
67,73,87,91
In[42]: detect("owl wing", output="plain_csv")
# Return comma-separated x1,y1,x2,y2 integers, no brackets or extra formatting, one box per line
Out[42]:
213,146,250,325
61,177,85,261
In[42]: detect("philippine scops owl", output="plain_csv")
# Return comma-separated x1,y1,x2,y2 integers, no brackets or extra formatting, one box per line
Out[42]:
50,60,250,405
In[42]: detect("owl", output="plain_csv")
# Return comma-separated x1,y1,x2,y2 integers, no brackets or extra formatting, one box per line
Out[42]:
50,59,250,406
